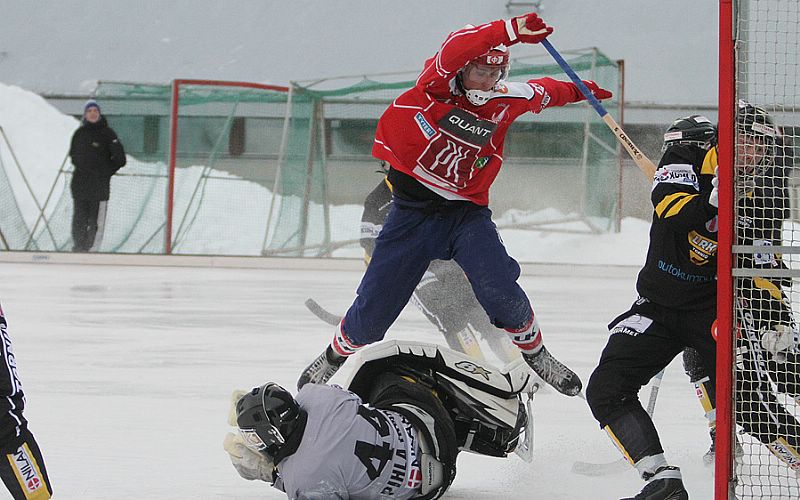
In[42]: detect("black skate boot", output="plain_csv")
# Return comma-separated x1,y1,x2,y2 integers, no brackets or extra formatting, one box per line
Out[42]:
703,427,744,466
621,466,688,500
522,345,582,396
297,346,346,391
703,428,716,466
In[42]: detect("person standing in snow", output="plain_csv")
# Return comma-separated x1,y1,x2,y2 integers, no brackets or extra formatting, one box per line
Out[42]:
68,99,126,252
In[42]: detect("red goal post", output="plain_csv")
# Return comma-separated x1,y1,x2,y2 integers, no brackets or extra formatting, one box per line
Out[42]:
165,79,289,254
717,1,800,498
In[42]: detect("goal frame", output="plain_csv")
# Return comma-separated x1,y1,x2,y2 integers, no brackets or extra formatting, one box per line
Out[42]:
715,1,736,498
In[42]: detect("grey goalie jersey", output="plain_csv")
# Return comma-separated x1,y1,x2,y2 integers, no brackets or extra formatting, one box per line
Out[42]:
277,384,422,500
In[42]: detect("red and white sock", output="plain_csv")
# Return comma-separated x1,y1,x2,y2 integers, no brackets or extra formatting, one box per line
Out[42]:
331,321,365,357
506,312,543,354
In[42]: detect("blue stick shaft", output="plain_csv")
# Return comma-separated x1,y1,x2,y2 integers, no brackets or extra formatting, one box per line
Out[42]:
540,38,657,180
540,39,608,117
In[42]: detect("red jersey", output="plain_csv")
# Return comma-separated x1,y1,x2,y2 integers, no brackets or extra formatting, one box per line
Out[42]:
372,19,592,205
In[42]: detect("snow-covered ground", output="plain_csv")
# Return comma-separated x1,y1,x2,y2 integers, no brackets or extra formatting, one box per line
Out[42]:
4,260,724,500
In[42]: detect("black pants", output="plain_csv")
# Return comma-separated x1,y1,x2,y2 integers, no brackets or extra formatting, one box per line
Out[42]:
71,198,106,252
586,298,716,463
0,312,52,499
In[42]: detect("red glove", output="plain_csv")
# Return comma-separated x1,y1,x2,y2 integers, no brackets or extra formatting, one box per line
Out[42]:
511,12,553,44
584,80,613,100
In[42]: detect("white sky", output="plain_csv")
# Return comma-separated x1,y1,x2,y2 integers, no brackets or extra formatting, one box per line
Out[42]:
0,1,718,105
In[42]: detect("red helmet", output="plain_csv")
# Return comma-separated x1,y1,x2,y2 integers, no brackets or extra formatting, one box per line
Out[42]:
472,45,510,68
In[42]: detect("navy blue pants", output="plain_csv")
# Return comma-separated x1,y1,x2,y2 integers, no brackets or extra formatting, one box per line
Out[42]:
342,197,532,345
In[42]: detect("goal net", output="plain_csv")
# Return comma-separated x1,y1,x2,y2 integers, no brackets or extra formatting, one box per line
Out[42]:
718,1,800,498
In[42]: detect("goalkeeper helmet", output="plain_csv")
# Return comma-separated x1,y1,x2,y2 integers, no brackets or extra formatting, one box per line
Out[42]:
662,115,717,152
459,45,510,106
236,383,302,460
737,100,777,148
736,100,777,179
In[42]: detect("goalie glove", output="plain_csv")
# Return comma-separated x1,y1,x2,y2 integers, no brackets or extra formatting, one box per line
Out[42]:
223,432,276,482
760,324,797,361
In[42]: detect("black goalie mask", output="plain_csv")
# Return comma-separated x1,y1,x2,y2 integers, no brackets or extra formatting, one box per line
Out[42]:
235,382,302,461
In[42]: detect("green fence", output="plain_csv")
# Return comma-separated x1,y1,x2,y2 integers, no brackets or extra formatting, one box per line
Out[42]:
9,48,620,256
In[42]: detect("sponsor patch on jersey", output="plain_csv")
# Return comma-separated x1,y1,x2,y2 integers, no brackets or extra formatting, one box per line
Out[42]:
474,156,489,169
414,112,436,139
1,322,22,395
360,222,382,240
8,443,46,497
654,164,699,190
438,108,497,147
610,314,653,337
540,92,551,110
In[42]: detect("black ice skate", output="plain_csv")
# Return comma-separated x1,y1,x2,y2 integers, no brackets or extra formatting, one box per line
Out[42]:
297,346,347,391
621,466,688,500
703,427,744,466
522,345,582,396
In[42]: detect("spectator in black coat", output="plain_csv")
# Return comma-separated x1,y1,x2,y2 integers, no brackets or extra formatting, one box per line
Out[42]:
68,100,126,252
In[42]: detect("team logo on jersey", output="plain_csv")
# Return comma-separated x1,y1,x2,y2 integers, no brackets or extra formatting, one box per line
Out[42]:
688,231,718,265
654,164,699,190
610,314,653,337
454,360,492,381
414,112,436,139
474,157,489,169
8,444,45,496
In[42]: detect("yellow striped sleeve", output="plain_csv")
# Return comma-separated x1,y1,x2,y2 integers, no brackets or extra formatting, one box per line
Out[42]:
701,147,718,175
655,193,699,218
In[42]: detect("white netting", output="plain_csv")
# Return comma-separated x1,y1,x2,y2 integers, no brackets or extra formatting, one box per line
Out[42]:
732,1,800,498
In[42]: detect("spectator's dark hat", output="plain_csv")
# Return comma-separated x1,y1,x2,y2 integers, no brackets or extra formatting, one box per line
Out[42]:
84,99,100,113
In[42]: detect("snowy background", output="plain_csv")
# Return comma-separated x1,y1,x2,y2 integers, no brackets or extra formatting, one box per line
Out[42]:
0,1,797,495
4,82,799,499
0,82,729,499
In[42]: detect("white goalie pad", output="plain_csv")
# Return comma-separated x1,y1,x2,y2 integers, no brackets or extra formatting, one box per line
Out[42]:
345,340,532,395
344,340,535,461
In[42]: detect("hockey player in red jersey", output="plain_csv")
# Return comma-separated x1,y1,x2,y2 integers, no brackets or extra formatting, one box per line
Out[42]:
297,12,612,396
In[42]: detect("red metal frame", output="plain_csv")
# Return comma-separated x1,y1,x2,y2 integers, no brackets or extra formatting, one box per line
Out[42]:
164,79,290,254
715,1,735,498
